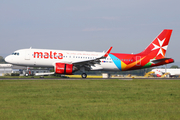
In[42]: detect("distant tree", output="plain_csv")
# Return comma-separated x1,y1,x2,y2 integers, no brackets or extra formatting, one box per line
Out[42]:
170,65,179,68
0,56,6,63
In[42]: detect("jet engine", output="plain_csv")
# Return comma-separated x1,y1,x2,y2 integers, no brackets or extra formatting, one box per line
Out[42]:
55,63,73,75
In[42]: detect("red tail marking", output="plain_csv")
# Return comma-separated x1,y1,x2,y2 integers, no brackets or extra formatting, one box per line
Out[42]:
140,29,172,59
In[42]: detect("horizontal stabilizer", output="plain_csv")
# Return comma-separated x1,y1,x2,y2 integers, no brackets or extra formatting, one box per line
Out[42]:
150,58,174,64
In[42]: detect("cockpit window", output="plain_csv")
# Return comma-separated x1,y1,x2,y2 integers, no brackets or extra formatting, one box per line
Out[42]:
12,52,19,55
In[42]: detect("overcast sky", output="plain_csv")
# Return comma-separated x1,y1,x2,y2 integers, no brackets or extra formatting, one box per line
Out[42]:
1,0,180,65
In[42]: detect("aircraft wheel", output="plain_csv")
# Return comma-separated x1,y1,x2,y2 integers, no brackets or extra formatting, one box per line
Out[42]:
25,73,29,77
81,73,87,78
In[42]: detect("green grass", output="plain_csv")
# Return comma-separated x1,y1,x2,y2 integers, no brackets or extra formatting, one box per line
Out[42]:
0,79,180,120
0,76,63,79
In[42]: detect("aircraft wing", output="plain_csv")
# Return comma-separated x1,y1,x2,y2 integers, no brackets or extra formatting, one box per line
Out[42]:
72,47,112,70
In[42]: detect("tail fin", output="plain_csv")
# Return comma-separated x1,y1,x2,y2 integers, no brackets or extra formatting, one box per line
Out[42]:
140,29,172,59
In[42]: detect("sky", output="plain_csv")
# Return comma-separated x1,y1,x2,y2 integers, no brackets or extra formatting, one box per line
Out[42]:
0,0,180,65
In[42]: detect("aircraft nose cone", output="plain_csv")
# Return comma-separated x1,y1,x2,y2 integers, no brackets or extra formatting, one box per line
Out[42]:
5,56,12,63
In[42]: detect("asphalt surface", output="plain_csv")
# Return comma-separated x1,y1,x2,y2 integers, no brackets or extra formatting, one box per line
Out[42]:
0,78,180,80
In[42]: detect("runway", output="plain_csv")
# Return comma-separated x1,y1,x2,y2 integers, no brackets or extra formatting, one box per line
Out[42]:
0,78,180,80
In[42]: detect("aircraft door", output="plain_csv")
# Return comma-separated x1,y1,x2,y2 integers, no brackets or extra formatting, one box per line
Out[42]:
25,50,31,60
136,56,141,66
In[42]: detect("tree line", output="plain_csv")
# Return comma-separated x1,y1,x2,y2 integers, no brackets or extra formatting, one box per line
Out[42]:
0,56,6,64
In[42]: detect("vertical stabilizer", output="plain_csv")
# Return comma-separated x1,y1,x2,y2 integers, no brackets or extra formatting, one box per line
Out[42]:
140,29,172,59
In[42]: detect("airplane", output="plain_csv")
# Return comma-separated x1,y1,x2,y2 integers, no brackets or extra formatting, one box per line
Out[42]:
152,68,180,77
5,29,174,78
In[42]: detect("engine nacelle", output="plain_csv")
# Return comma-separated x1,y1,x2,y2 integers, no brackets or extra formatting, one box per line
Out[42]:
55,63,73,75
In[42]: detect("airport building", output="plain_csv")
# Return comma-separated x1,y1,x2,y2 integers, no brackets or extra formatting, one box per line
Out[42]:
0,64,51,76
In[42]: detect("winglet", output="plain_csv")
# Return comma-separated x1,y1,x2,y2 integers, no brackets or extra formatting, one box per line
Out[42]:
103,46,113,57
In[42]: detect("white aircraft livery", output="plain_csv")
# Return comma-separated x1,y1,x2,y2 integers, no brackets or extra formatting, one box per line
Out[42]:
5,29,174,78
152,69,180,77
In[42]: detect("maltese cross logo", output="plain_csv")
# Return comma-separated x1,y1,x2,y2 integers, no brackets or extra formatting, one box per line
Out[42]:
152,38,168,57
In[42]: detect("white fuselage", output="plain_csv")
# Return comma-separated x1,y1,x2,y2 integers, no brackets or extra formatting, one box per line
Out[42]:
5,48,118,71
152,69,180,76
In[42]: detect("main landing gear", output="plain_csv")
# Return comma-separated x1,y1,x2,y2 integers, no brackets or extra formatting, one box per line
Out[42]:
81,73,87,78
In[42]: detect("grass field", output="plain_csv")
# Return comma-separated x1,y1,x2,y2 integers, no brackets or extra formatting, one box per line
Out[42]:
0,79,180,120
